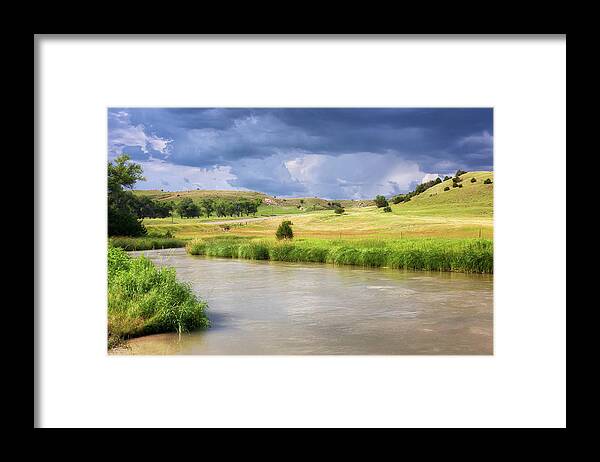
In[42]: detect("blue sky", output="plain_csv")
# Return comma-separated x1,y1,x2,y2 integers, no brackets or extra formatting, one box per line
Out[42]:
108,108,493,199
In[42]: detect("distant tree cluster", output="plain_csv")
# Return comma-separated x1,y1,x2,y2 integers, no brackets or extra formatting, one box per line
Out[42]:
133,195,174,219
175,197,261,219
391,177,442,203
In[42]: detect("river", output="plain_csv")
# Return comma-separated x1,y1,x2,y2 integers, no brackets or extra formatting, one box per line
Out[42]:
114,248,493,355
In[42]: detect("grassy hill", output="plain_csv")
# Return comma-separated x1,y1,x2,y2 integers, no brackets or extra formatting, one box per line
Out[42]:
393,171,493,217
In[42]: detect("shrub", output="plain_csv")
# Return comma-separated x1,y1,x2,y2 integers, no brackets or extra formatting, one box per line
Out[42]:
275,220,294,240
374,195,389,208
458,183,463,188
456,169,467,177
392,195,404,204
383,206,392,212
471,177,477,183
334,205,345,214
453,176,462,183
484,178,493,184
452,182,458,188
444,186,450,191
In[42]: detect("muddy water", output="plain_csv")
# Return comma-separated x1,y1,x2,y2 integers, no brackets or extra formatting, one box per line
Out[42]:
115,248,493,355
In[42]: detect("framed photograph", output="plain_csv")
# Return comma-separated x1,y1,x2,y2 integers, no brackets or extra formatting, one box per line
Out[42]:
35,35,566,428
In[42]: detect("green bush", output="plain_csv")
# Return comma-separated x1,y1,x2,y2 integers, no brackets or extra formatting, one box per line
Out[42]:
444,186,450,191
275,220,294,240
471,177,477,183
383,206,392,212
484,178,493,184
374,195,389,208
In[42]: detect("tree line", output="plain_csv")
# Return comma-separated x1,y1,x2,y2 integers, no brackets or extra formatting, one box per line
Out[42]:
175,197,261,218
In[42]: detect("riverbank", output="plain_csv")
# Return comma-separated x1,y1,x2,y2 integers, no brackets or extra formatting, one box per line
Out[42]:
186,236,493,273
107,246,209,349
109,236,187,250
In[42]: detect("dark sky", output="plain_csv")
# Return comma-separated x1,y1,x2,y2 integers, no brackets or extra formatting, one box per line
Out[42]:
108,108,493,199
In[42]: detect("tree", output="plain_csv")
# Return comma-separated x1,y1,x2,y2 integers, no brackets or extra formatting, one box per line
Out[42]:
276,220,294,240
107,155,146,236
471,177,477,183
176,197,200,218
456,169,467,177
108,154,145,193
444,186,450,191
374,195,389,208
334,205,345,214
383,206,392,212
483,178,493,184
213,199,229,217
199,198,214,218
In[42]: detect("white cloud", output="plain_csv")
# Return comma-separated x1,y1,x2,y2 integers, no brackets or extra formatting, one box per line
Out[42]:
134,159,240,192
285,152,430,199
421,173,440,183
108,110,172,157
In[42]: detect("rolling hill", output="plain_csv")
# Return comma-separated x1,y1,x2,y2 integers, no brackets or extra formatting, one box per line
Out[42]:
392,171,493,217
132,189,373,208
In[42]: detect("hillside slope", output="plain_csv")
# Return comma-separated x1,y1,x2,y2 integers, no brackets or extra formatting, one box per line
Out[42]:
393,171,493,217
132,189,372,208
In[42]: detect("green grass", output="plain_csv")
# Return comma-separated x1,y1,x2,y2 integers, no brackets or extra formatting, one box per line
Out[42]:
186,236,493,273
109,236,187,251
107,246,209,348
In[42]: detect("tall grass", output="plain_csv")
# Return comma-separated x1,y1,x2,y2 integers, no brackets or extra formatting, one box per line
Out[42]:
109,236,186,251
107,246,209,348
186,236,493,273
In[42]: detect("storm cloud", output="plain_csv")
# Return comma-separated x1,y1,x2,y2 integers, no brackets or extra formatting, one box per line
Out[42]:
108,108,493,199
